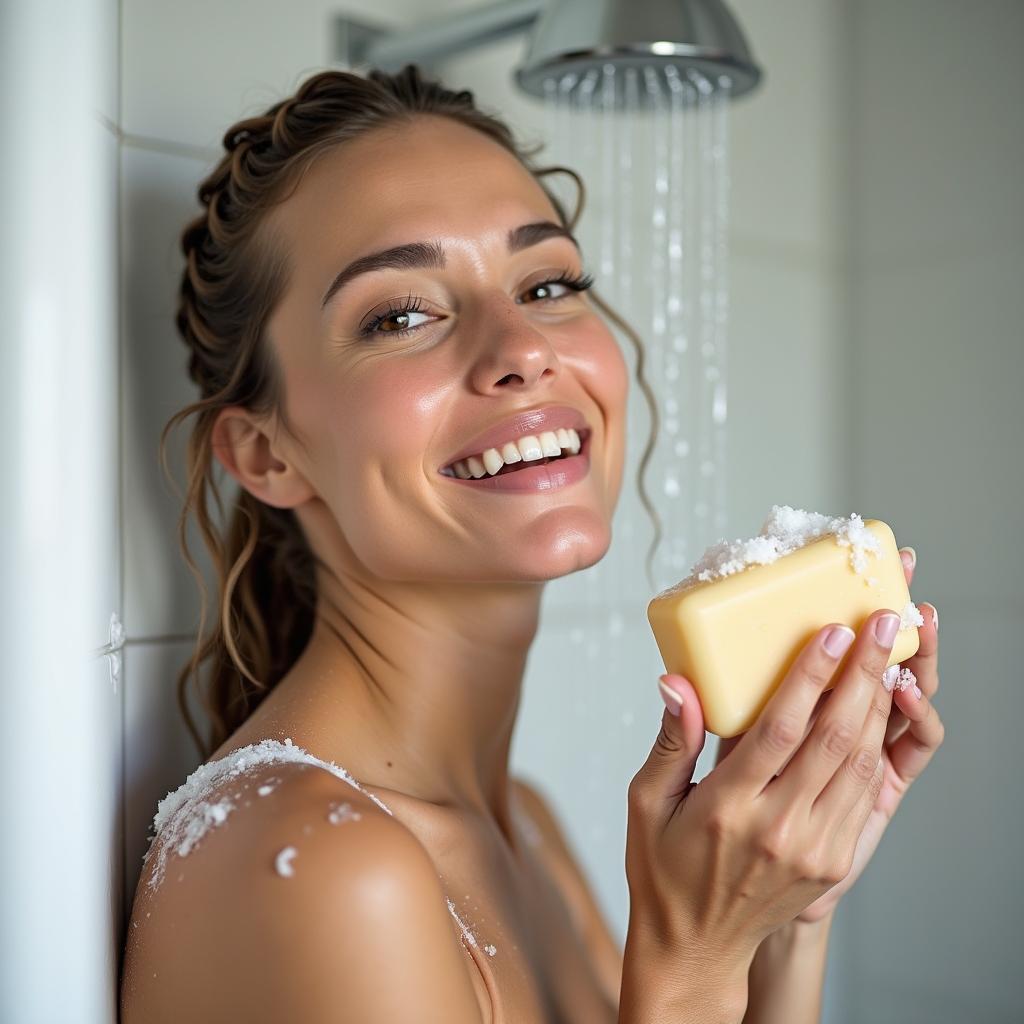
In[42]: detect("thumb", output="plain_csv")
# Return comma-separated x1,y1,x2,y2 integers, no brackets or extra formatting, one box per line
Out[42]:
631,674,707,816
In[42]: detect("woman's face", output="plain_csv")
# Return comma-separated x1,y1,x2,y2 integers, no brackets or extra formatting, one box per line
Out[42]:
259,113,629,584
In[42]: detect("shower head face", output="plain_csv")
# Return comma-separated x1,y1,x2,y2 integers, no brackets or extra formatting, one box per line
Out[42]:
515,0,762,108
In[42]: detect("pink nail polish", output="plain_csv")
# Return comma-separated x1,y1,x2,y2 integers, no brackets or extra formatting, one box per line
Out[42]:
913,685,923,700
931,605,938,632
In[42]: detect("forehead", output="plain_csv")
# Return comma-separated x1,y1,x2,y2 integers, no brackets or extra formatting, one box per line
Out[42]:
266,114,562,265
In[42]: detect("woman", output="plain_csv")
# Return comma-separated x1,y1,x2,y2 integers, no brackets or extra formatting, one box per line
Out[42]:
120,65,944,1023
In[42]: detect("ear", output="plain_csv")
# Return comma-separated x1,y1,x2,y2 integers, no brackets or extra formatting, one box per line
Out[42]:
210,406,315,510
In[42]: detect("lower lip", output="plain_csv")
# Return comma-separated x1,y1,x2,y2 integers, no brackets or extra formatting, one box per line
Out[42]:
439,432,592,493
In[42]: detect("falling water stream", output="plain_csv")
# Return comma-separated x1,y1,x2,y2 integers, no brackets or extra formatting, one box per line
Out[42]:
528,64,733,857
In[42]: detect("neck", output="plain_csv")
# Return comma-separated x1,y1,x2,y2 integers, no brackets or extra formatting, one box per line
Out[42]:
264,563,545,826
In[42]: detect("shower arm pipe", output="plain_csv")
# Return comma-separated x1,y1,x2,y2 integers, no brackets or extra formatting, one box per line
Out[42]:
344,0,547,70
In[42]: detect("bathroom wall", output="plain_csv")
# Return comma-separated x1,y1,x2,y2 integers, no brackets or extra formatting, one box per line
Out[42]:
836,2,1024,1021
106,1,1022,1023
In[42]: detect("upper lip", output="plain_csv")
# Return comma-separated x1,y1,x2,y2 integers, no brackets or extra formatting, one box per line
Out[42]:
440,404,590,470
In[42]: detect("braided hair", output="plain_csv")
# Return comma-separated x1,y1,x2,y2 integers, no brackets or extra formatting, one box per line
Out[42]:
161,65,662,761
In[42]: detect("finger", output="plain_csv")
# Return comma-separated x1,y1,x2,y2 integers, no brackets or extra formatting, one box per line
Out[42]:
899,546,916,588
810,659,893,825
882,601,938,745
900,601,939,700
629,673,708,825
774,609,901,798
887,680,945,787
715,621,856,793
832,754,885,850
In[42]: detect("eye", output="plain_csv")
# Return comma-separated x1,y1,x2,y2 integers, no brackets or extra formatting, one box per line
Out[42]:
520,270,595,304
359,292,435,338
357,269,595,341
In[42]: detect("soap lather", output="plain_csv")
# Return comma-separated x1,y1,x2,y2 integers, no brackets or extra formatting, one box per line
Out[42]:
647,506,924,738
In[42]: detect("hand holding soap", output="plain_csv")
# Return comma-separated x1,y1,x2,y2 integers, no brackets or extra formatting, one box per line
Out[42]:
647,506,923,738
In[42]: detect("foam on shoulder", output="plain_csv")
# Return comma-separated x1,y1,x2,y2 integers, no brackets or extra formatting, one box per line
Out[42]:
143,737,393,892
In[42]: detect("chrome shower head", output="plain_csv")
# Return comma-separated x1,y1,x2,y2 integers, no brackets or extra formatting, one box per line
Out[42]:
515,0,762,106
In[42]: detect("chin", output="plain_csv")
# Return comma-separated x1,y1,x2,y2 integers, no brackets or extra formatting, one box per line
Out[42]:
513,513,613,581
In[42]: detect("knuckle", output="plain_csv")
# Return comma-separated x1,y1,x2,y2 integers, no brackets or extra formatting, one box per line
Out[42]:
757,821,790,862
705,806,733,840
824,854,853,885
818,717,858,758
865,698,890,730
800,654,835,692
759,714,802,755
847,745,879,784
626,774,651,813
869,762,885,801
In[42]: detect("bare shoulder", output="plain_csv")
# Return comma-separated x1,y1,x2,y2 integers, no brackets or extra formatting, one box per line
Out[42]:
122,761,483,1024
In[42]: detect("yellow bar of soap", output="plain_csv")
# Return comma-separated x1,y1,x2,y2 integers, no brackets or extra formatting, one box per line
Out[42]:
647,518,920,738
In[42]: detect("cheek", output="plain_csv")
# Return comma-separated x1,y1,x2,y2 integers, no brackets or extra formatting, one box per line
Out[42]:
577,326,630,505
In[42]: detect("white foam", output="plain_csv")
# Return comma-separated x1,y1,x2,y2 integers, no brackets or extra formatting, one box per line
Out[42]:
143,737,394,893
275,846,298,878
656,505,886,597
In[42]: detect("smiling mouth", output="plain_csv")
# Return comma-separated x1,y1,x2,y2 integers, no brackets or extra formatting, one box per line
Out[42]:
440,430,593,481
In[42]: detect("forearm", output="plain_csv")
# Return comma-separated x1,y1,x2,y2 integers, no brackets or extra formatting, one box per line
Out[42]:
742,913,835,1024
617,919,750,1024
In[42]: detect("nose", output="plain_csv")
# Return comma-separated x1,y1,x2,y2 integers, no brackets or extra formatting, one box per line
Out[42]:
468,293,560,393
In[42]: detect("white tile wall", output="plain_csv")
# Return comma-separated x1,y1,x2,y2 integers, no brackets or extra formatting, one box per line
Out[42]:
120,143,223,640
121,0,424,152
843,2,1024,1020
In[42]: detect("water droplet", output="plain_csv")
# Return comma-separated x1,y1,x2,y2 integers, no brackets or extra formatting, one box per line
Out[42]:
700,459,715,476
663,476,680,497
675,439,690,457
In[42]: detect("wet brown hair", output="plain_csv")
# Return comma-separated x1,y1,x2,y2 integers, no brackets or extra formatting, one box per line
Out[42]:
160,64,662,761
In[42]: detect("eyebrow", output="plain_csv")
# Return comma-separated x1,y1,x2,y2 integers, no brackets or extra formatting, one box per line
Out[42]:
319,220,580,311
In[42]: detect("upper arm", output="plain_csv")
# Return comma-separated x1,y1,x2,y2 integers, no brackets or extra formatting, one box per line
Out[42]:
162,767,484,1024
512,777,624,1004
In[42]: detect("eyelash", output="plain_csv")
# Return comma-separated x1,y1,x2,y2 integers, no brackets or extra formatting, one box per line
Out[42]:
358,270,596,339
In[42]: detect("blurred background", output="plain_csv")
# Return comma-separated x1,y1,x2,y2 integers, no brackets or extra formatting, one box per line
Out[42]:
2,1,1021,1021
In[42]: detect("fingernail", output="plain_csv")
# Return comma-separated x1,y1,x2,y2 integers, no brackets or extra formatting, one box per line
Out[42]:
931,605,938,632
882,664,899,691
823,624,856,658
899,546,917,570
874,613,901,648
913,684,923,700
658,677,683,716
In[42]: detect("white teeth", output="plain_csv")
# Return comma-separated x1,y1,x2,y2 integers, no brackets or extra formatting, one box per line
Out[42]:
501,441,523,465
539,431,561,457
445,426,586,478
517,435,544,461
482,448,504,475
